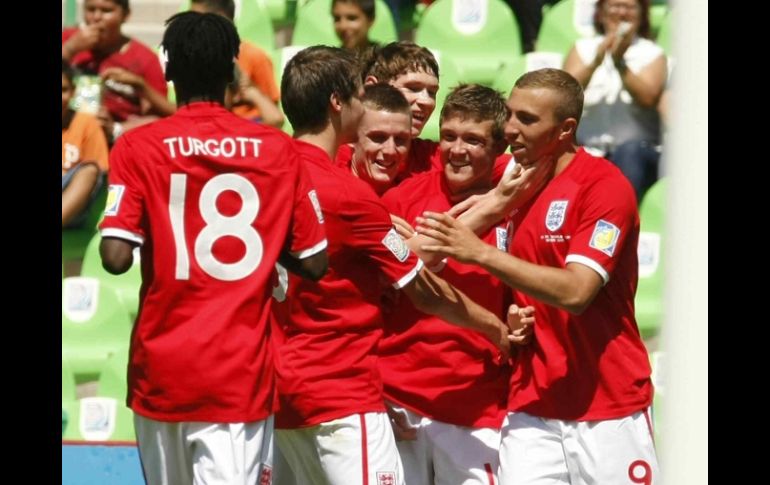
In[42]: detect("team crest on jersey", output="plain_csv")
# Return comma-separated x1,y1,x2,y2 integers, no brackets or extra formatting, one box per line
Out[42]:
104,184,125,216
496,226,509,251
589,219,621,256
545,200,568,231
259,464,272,485
308,189,324,223
377,471,396,485
382,228,410,262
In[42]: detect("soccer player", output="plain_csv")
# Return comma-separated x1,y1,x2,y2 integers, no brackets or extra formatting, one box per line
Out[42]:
339,82,412,195
98,12,328,484
418,68,659,485
379,84,535,485
273,46,523,485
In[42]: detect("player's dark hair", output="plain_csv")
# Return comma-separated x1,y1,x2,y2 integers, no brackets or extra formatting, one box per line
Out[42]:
332,0,375,21
161,11,240,104
281,45,361,132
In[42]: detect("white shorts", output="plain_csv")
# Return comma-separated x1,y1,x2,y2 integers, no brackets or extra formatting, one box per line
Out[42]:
134,414,274,485
388,404,501,485
274,412,404,485
498,410,659,485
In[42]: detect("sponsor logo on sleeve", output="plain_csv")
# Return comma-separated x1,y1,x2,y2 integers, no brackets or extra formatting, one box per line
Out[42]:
308,189,324,223
104,184,125,216
545,200,568,231
589,219,621,256
382,228,410,262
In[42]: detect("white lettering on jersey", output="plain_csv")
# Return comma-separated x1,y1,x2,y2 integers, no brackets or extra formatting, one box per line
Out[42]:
163,137,262,159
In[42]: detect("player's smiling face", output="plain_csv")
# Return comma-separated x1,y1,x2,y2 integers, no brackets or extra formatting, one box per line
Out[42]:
505,87,565,167
352,108,411,194
390,70,439,137
439,116,499,195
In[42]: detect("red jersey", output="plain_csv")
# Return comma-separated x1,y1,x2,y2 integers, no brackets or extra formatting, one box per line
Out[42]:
380,171,511,428
99,102,326,423
63,28,168,121
274,140,423,429
507,148,652,420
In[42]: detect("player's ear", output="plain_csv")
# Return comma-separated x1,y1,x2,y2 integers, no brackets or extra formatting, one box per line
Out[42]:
558,118,577,142
330,92,343,114
364,75,379,86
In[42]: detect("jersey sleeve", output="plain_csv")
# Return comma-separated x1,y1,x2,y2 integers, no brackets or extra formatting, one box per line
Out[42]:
344,188,423,289
564,179,638,284
98,135,146,245
287,150,327,258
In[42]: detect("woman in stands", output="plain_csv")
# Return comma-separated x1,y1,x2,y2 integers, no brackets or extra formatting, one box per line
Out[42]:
564,0,667,202
62,0,175,144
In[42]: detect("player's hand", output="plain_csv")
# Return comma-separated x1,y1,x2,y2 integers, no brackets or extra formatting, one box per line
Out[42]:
101,67,145,94
506,304,535,346
390,214,415,240
65,24,100,56
386,405,417,441
416,212,487,264
494,157,555,214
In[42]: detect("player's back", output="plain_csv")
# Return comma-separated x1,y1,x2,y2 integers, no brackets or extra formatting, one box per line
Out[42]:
101,102,316,422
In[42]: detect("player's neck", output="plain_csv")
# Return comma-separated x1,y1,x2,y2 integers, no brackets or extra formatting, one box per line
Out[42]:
554,144,579,176
295,126,340,161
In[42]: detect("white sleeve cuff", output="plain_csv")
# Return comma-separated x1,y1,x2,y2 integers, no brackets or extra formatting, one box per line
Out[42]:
100,228,145,246
392,259,424,289
291,239,328,259
565,254,609,285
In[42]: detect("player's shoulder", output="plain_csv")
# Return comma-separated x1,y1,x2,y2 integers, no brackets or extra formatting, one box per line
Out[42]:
573,149,637,208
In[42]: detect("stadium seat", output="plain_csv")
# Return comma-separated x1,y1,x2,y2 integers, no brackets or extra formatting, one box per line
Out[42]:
420,52,461,142
655,9,672,56
635,178,666,339
536,0,597,56
181,0,276,51
415,0,522,86
62,357,80,438
491,51,564,98
62,176,107,265
291,0,398,47
257,0,298,28
93,349,136,441
62,277,134,383
80,234,142,321
271,45,307,136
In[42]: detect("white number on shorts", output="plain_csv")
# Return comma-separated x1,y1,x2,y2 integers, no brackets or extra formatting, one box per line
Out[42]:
628,459,652,485
169,173,263,281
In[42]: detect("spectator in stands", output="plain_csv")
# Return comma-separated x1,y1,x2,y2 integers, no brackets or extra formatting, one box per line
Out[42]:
333,0,378,54
62,58,109,227
564,0,667,202
190,0,284,128
62,0,175,144
504,0,560,53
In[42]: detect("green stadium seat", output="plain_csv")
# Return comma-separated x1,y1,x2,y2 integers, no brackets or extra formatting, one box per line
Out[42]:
415,0,522,86
94,349,136,441
62,358,80,438
491,51,564,98
181,0,276,51
62,177,107,265
635,178,666,339
80,234,142,321
257,0,298,28
271,45,307,136
419,52,461,142
536,0,597,56
291,0,398,47
649,4,667,39
62,277,134,383
655,9,672,56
